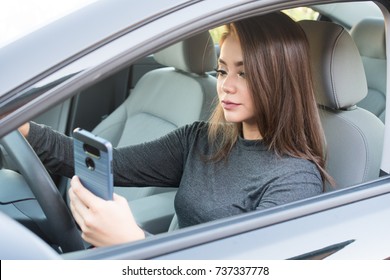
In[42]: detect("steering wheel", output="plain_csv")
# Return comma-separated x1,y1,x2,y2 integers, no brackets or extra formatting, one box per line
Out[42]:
0,130,84,253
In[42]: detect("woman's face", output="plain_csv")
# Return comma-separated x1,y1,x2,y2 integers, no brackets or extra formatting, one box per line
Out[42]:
217,36,257,132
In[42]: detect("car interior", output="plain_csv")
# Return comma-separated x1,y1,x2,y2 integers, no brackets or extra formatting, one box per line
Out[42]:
0,1,388,254
351,18,387,123
299,19,384,190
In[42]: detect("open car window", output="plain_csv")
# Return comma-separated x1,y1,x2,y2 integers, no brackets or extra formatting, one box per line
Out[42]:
0,0,389,263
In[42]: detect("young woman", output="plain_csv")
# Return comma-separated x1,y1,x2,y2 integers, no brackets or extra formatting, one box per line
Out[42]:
20,12,330,247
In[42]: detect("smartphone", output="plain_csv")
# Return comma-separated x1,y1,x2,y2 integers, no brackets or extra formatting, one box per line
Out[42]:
73,128,113,200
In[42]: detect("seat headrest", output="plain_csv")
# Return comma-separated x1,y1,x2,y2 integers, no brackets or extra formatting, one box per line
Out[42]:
153,31,217,75
351,18,386,59
299,20,367,109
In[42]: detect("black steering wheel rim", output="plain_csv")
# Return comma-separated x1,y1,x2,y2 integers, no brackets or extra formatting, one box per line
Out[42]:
0,130,84,253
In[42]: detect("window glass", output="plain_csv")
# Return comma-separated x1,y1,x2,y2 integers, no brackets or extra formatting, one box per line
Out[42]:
209,26,226,45
282,7,319,21
0,0,96,47
209,7,319,44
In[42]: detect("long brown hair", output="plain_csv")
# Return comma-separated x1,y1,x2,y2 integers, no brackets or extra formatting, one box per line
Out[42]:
208,12,333,186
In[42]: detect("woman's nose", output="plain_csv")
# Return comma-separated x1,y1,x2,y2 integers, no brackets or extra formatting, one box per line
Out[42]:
222,75,237,94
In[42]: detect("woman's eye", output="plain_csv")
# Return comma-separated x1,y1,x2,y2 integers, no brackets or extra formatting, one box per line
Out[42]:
215,69,227,77
238,71,246,78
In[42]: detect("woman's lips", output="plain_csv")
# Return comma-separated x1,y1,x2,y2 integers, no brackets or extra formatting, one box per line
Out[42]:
221,100,240,110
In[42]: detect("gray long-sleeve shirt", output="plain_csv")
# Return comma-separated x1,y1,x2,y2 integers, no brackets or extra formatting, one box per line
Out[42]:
27,121,322,228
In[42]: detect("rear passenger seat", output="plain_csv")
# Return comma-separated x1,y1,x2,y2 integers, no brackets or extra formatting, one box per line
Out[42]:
350,18,386,123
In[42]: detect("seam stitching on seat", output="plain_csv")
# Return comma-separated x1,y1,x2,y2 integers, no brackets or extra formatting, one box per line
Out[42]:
330,29,345,109
201,35,212,73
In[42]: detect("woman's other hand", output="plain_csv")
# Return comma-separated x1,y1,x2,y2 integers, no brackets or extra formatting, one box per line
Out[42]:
68,176,145,247
18,122,30,137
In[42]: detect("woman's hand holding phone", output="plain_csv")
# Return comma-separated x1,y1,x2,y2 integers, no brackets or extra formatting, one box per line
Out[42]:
69,176,145,247
71,128,145,246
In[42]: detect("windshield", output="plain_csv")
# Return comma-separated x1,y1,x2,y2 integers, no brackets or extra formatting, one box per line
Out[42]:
0,0,97,48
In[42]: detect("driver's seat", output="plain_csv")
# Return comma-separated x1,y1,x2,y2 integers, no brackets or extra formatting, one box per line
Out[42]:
299,20,385,190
